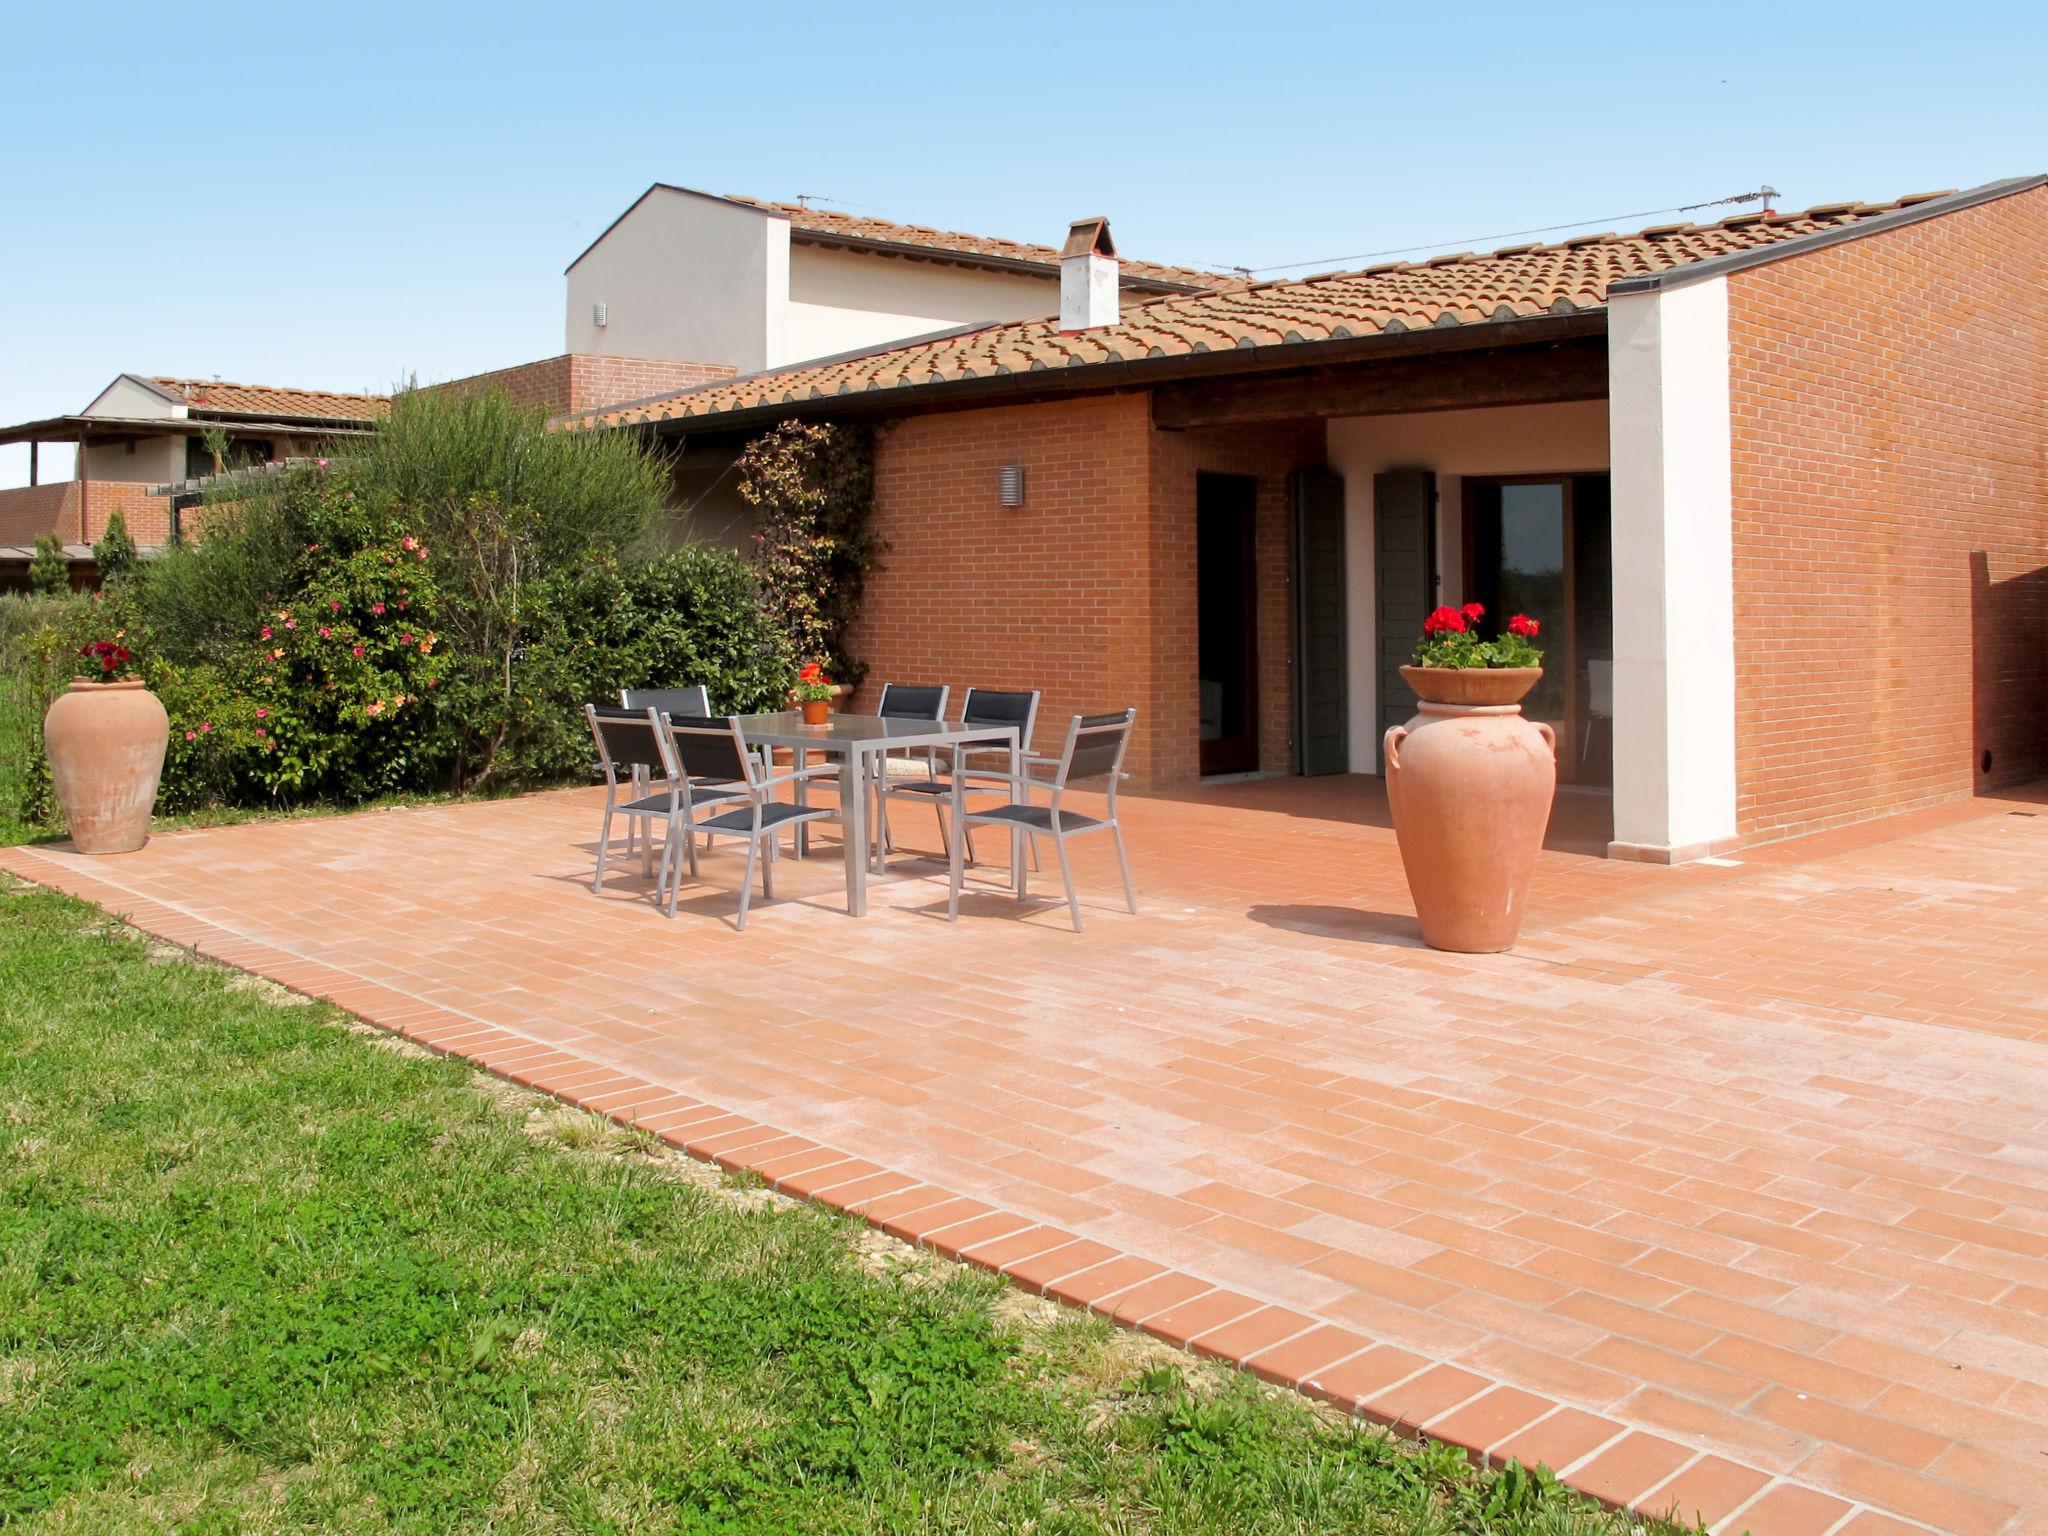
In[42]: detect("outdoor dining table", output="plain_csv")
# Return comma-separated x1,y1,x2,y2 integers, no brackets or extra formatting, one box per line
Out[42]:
730,712,1022,918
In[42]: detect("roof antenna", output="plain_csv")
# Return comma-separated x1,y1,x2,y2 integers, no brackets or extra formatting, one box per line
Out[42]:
1681,184,1780,217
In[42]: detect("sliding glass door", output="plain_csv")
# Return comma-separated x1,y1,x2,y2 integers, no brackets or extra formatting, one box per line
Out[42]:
1463,475,1612,785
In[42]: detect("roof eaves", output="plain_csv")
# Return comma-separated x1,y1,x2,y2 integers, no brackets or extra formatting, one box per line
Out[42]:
788,226,1211,294
563,183,790,274
609,310,1604,438
1608,173,2048,296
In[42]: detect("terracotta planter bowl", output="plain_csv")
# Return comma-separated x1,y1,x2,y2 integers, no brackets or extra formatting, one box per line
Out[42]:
1398,665,1542,708
43,677,169,854
1384,667,1555,953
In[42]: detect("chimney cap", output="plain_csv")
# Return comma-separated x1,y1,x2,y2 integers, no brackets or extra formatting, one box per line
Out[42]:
1060,217,1116,260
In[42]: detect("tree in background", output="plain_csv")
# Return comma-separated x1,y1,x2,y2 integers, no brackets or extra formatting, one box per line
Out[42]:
28,534,69,596
92,511,139,583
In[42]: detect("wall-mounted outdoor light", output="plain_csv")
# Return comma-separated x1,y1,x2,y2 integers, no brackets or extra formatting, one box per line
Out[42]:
592,301,608,329
998,464,1026,507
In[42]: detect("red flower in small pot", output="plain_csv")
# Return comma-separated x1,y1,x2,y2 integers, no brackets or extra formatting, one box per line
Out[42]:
793,661,835,724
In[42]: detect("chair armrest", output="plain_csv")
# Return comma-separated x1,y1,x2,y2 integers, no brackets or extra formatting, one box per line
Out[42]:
751,763,844,793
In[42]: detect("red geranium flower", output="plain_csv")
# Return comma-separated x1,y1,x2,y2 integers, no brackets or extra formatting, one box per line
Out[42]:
1461,601,1485,622
1421,605,1467,637
1508,614,1541,638
798,661,824,683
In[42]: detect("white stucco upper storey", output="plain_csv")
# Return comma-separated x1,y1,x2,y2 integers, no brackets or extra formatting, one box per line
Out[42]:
563,184,1228,376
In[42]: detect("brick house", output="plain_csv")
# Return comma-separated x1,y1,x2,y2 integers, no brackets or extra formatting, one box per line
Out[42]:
0,376,386,585
571,174,2047,860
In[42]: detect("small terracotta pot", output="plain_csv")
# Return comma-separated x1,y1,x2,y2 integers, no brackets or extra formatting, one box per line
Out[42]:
799,698,831,726
1384,667,1555,953
43,677,169,854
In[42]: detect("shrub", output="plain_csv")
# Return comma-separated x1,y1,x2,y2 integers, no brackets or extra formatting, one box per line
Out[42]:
736,421,879,683
92,510,139,582
28,534,69,595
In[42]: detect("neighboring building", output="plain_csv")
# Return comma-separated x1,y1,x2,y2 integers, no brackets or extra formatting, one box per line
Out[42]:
0,376,385,582
567,175,2048,859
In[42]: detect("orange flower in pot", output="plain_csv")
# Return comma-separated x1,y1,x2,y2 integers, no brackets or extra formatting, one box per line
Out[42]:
43,637,169,854
1384,603,1556,952
793,661,834,726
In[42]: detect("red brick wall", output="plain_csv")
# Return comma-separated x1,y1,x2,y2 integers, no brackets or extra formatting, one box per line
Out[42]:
0,481,163,547
851,392,1322,787
427,355,735,417
854,394,1157,771
567,355,733,414
1727,188,2048,841
433,356,575,414
0,483,73,545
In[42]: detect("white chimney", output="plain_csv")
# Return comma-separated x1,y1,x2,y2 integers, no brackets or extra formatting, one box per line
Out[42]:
1059,216,1119,331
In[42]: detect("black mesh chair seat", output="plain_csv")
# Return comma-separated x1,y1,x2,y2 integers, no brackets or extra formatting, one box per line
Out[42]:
968,803,1102,834
622,784,740,816
697,800,833,836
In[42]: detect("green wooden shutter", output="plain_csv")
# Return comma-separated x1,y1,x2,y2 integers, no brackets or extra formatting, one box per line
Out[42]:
1374,469,1437,771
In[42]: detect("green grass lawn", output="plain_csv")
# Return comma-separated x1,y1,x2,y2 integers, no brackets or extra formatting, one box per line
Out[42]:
0,881,1682,1535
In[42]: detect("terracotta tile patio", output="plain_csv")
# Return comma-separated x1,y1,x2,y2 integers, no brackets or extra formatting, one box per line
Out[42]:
7,774,2048,1535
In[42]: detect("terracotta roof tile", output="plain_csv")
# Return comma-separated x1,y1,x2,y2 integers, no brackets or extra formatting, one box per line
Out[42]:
151,378,387,422
725,196,1240,294
565,189,1979,433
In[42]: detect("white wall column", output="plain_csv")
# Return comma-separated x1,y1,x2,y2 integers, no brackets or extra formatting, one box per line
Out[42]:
1606,278,1739,861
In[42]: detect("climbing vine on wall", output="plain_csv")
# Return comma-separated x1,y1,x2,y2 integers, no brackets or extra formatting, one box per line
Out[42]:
735,420,879,683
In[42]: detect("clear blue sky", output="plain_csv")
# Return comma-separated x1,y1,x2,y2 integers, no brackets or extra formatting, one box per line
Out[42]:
4,0,2043,483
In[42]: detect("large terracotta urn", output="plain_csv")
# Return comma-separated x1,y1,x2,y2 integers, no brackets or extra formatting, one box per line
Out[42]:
1383,666,1556,953
43,678,169,854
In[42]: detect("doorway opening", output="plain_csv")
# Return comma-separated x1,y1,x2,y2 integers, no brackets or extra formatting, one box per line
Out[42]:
1197,472,1259,776
1464,474,1613,785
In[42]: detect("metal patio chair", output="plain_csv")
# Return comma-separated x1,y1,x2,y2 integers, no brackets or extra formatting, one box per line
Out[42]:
585,704,741,911
666,715,840,929
880,686,1040,866
618,687,712,858
946,708,1137,933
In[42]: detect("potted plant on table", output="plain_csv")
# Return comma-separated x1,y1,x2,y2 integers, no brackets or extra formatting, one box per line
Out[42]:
42,635,170,854
1383,604,1556,953
792,661,835,726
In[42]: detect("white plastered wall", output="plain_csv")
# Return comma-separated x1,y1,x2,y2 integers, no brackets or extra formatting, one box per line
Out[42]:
780,244,1057,365
565,190,785,373
1324,400,1611,774
1605,278,1737,857
80,435,183,484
